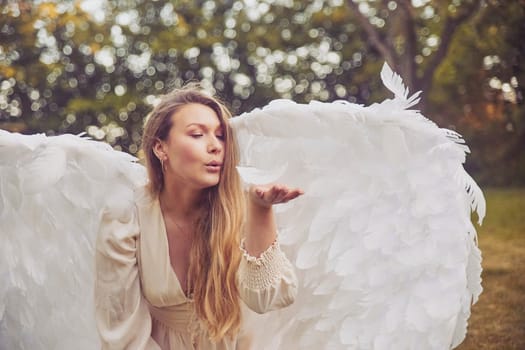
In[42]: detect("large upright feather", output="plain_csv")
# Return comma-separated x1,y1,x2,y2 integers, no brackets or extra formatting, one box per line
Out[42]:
380,62,422,110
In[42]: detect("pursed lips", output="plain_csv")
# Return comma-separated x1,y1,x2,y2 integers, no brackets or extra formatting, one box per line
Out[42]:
205,161,222,171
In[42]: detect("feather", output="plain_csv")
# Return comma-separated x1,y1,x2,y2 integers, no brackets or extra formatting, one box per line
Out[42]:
19,145,67,194
379,62,422,110
380,62,409,99
236,164,288,185
455,168,486,225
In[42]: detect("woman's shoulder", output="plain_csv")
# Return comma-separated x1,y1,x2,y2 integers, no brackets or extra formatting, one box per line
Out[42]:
97,185,148,243
133,183,157,208
132,183,163,236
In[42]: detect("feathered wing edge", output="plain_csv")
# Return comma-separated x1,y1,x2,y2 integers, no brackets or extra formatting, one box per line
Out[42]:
381,62,486,348
455,168,486,226
380,62,486,225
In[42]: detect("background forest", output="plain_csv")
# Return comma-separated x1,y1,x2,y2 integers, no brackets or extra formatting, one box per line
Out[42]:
0,0,523,185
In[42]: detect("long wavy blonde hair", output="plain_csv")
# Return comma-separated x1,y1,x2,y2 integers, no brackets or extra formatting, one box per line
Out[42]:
141,84,245,341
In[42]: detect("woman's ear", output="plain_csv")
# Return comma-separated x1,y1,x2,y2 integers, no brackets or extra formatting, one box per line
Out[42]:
153,138,167,160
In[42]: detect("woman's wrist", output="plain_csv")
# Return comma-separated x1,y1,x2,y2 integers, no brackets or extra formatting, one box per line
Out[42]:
244,199,277,257
244,184,303,257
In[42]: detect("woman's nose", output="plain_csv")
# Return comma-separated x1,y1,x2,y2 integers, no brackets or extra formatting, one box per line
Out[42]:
208,136,223,153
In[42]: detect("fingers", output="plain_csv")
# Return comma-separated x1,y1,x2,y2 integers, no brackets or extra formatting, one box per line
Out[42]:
255,188,265,198
256,184,304,205
271,185,301,203
281,188,303,203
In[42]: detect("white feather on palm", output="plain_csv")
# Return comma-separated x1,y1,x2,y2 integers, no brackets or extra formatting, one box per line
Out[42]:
0,63,483,349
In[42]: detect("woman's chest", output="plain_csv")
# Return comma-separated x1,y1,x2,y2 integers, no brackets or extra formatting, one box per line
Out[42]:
164,221,193,293
136,199,190,307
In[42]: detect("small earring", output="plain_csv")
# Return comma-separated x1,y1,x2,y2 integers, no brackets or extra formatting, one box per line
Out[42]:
160,157,167,172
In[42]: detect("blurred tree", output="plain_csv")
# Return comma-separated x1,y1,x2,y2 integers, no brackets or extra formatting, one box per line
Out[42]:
1,0,363,153
340,0,524,185
0,0,523,185
0,1,130,139
346,0,483,101
429,0,525,185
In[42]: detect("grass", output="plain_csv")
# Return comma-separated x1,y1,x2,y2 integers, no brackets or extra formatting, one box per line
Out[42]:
457,188,525,350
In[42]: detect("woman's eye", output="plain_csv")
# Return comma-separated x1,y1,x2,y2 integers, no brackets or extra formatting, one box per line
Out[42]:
216,134,224,140
191,134,203,138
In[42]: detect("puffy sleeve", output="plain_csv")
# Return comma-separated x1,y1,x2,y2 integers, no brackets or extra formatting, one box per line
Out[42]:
94,206,160,350
238,239,298,314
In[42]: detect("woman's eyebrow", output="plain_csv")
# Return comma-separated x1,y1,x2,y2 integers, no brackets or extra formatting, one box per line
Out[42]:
186,123,223,130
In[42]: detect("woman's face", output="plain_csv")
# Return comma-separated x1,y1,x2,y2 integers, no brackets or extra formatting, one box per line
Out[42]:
157,103,225,190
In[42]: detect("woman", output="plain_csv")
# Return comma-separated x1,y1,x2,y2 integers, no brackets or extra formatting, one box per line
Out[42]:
94,84,302,349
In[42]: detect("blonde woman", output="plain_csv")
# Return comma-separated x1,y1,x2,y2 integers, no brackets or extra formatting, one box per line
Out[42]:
94,85,302,349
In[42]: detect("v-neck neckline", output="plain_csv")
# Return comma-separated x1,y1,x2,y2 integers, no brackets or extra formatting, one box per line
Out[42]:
156,198,193,301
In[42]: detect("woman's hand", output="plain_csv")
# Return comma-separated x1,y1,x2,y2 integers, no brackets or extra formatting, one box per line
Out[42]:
249,184,304,209
244,184,304,257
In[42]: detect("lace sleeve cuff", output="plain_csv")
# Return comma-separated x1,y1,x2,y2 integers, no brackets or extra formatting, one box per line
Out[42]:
239,238,291,291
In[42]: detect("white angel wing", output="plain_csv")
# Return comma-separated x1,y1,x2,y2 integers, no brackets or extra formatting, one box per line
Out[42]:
232,63,484,350
0,130,147,349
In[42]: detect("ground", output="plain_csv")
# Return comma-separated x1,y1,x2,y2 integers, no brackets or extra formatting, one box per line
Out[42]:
457,188,525,350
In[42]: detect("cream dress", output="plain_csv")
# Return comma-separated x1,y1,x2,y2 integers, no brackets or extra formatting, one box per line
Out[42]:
94,186,298,350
